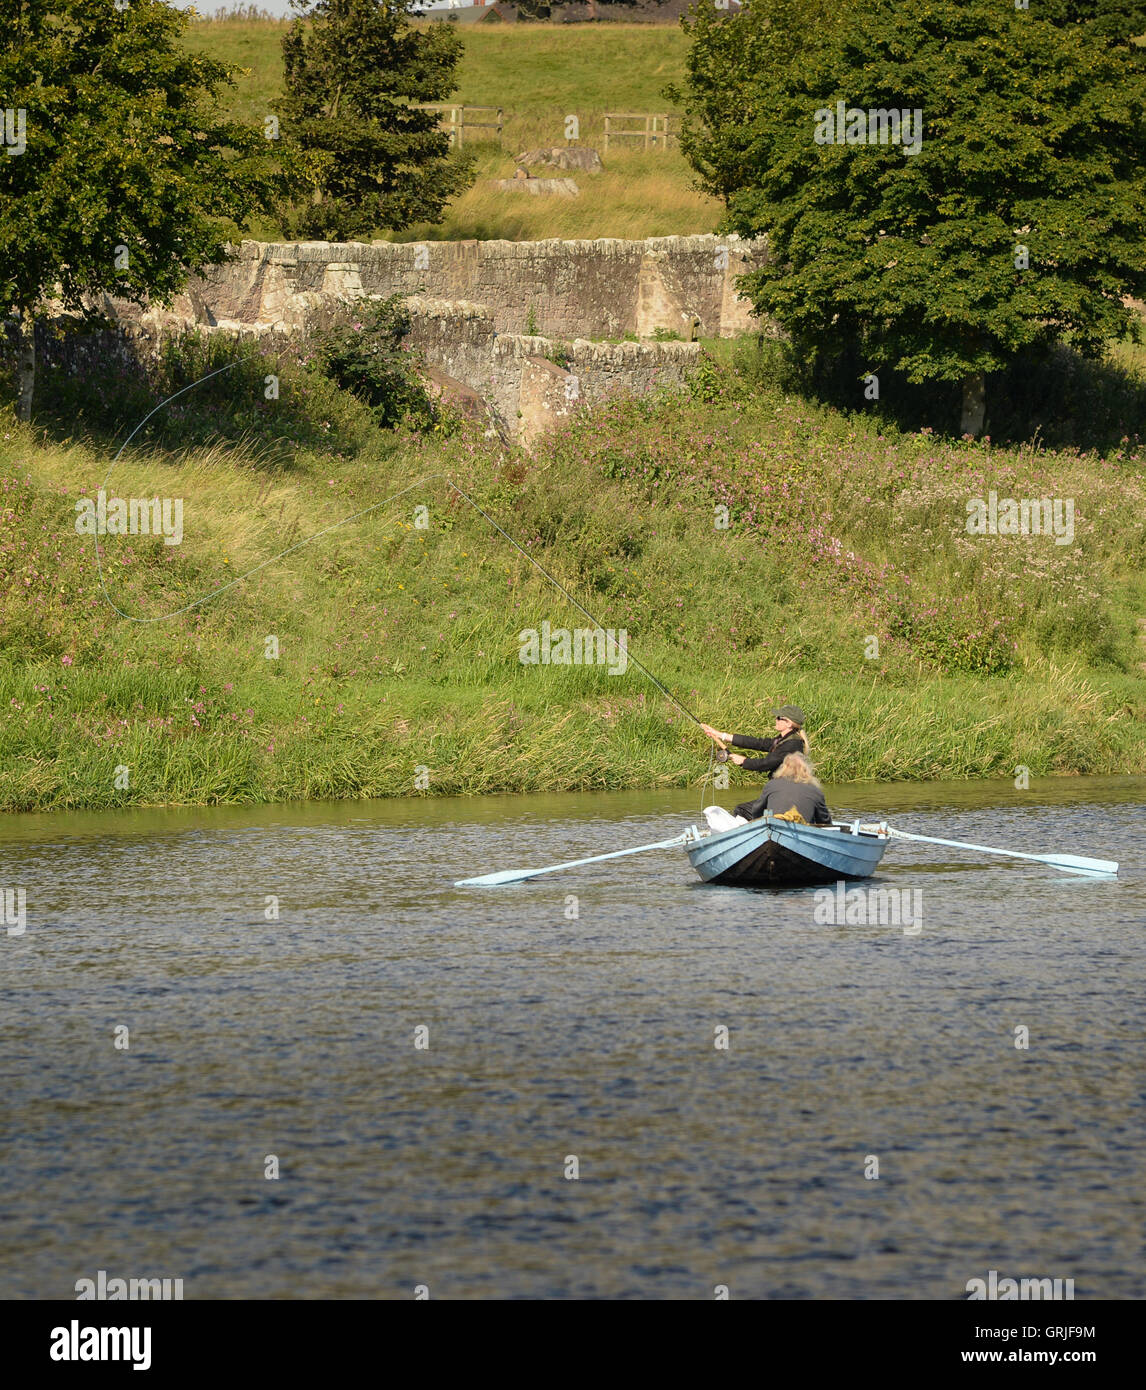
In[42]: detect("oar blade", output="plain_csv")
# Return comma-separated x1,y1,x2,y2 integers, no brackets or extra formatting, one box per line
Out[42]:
884,825,1118,877
1038,853,1119,877
455,868,536,887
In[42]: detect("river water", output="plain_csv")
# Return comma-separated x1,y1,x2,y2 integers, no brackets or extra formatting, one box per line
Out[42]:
1,777,1143,1300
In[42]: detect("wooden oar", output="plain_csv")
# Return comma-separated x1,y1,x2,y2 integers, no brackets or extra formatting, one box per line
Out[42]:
455,830,696,887
878,825,1118,877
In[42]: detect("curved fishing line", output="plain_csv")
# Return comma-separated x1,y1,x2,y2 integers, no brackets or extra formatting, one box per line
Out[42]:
699,743,717,819
94,354,266,619
97,468,445,623
101,357,259,486
92,366,705,728
92,357,445,624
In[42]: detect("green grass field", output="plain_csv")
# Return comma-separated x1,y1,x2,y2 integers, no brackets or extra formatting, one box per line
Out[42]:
2,339,1143,812
185,15,721,240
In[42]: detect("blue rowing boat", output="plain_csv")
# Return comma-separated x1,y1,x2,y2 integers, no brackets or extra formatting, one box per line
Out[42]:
687,813,891,887
455,807,1115,889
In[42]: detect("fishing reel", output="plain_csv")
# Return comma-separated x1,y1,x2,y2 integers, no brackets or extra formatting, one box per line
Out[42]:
714,748,730,764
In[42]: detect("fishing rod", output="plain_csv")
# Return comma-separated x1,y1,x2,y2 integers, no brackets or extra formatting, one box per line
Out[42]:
446,481,705,733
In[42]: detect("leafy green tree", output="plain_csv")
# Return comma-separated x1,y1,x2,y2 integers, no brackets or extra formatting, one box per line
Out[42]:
668,0,853,203
279,0,474,240
673,0,1146,434
0,0,275,422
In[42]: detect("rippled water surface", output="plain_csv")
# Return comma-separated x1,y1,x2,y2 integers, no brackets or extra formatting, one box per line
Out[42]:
1,778,1143,1299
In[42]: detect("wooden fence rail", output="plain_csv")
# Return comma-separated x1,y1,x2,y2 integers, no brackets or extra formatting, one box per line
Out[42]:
415,104,504,148
602,113,679,152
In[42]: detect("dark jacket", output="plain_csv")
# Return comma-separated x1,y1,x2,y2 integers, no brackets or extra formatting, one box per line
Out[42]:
730,731,806,778
734,776,832,826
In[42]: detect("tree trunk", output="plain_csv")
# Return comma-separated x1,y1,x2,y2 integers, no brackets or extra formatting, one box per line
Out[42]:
960,372,985,437
16,311,35,424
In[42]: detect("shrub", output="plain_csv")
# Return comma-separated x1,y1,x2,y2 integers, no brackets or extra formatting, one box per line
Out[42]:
311,296,437,431
14,322,374,457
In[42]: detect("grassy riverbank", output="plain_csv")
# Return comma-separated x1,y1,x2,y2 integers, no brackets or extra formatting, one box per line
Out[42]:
185,15,719,241
2,342,1144,812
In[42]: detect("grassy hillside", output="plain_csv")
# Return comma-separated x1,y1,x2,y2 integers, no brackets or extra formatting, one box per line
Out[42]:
185,16,720,240
2,340,1143,812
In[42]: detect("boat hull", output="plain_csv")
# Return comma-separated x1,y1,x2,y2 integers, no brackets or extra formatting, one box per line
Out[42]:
687,816,889,887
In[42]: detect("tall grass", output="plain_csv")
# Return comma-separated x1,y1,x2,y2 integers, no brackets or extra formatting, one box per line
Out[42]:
388,145,717,241
2,338,1144,812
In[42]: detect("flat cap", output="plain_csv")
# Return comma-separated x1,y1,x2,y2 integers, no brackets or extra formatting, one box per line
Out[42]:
773,704,806,726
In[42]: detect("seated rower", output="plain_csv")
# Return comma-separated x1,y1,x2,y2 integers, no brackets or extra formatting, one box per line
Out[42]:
732,752,832,825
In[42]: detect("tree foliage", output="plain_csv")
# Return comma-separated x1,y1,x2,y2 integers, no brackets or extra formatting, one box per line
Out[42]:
668,0,855,203
0,0,273,326
279,0,474,239
672,0,1146,428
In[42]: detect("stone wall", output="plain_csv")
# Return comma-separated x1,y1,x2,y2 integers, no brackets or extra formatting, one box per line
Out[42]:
183,233,766,341
99,232,756,449
402,296,699,446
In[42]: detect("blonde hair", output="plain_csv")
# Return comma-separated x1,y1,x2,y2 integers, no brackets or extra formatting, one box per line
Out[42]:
777,752,822,788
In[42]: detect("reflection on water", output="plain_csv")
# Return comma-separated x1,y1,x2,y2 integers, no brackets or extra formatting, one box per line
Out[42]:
1,778,1143,1299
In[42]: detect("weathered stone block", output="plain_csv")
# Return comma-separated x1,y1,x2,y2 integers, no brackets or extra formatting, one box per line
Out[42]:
490,178,580,197
515,147,604,172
